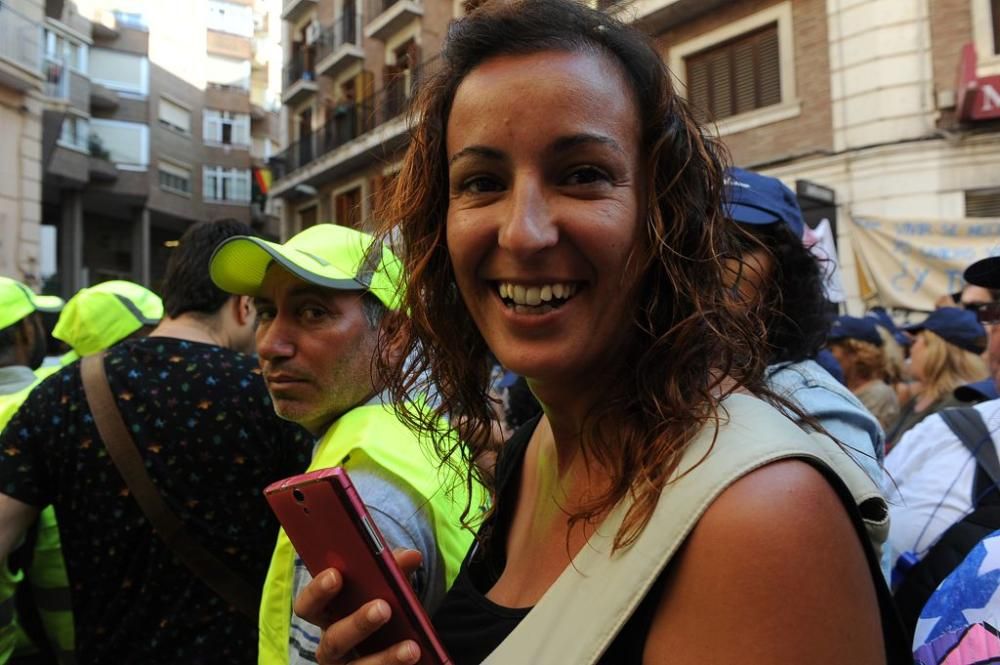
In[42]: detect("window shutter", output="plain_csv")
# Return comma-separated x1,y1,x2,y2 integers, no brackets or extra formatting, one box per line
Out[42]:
683,22,781,122
966,189,1000,217
992,0,1000,54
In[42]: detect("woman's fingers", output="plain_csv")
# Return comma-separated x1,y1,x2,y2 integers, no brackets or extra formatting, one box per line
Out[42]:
315,600,421,665
294,568,342,627
392,548,423,576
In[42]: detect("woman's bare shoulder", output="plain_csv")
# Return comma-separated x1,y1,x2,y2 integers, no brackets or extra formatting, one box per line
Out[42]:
642,459,885,665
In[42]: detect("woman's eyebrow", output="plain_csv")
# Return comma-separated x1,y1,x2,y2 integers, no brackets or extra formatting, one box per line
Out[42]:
550,133,625,156
448,145,505,166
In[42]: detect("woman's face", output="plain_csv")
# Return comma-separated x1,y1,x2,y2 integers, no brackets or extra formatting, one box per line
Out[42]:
445,50,644,387
909,331,927,381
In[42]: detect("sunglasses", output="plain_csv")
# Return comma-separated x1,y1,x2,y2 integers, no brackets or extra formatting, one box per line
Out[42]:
966,301,1000,325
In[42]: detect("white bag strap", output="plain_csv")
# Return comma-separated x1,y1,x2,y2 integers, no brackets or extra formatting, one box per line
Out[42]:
482,394,884,664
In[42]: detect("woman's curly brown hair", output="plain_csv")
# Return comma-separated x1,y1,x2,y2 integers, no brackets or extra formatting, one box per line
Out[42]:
374,0,774,551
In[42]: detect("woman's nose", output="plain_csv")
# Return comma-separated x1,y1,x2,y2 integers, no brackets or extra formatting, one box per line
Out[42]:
498,178,558,257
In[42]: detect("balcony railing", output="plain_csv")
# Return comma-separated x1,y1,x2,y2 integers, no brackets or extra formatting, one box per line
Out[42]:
364,0,422,41
315,11,362,64
283,48,316,89
270,59,435,181
0,3,43,75
44,56,69,98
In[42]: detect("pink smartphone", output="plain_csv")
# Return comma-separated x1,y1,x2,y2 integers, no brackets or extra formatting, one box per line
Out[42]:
264,467,452,665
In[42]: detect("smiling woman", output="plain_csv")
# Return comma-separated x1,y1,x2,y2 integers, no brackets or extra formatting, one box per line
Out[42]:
291,1,911,663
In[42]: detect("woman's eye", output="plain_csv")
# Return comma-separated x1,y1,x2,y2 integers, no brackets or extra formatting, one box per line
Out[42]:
461,176,504,194
565,166,609,186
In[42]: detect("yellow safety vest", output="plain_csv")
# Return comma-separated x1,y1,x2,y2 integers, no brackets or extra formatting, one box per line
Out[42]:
0,380,76,664
258,402,483,665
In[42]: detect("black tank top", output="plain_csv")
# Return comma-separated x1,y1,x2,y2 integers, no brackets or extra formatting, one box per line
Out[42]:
432,417,666,664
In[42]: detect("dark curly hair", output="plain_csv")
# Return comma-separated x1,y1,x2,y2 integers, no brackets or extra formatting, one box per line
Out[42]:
731,222,832,365
375,0,773,550
162,219,255,318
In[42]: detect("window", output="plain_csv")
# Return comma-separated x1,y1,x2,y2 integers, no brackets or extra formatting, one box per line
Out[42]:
113,10,148,31
158,98,191,134
207,1,254,37
966,188,1000,217
685,23,780,123
159,161,192,195
334,186,362,229
58,114,90,151
206,54,251,90
204,110,251,147
44,31,87,72
90,48,149,95
89,119,149,169
204,167,251,203
993,0,1000,54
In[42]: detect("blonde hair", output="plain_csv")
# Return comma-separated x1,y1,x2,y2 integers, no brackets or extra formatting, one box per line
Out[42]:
875,326,906,383
916,330,989,403
831,339,886,384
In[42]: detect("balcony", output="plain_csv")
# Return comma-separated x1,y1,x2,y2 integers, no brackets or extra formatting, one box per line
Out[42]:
281,0,318,22
270,58,437,192
43,56,69,99
316,12,364,80
0,3,44,92
281,49,318,106
364,0,422,42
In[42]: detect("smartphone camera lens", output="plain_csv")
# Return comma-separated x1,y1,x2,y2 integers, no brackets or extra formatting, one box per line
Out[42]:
292,489,305,503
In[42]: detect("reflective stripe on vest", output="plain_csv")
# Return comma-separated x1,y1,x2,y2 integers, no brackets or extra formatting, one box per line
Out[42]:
257,402,484,665
1,383,76,663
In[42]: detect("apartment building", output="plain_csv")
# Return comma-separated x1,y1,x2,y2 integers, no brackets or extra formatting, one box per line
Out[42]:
269,0,1000,312
604,0,1000,313
37,0,283,295
268,0,463,237
0,0,46,288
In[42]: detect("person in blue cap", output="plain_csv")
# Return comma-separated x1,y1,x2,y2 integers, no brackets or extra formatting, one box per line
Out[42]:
828,315,901,434
885,308,989,448
724,167,885,482
882,256,1000,643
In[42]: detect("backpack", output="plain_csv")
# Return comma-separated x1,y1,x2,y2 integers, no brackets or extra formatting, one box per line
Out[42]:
893,406,1000,642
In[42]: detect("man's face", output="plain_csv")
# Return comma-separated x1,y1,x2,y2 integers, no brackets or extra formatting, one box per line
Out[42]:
253,266,378,435
989,320,1000,393
16,314,47,370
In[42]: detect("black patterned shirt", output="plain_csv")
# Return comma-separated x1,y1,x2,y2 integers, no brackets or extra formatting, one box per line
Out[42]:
0,337,312,665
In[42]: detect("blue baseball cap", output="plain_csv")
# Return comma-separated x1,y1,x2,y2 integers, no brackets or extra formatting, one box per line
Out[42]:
724,167,806,238
828,315,884,347
904,307,987,354
954,377,999,403
964,256,1000,289
865,307,911,347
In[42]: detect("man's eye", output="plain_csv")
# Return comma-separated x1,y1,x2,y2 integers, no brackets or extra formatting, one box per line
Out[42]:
257,309,275,322
301,307,327,321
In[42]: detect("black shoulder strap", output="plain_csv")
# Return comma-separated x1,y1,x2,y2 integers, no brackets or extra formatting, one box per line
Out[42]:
939,407,1000,498
79,353,259,623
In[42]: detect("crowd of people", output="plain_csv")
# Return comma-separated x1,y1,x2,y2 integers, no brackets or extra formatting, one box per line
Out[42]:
0,1,998,664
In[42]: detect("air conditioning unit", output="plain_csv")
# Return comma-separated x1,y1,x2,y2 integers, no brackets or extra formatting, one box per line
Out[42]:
305,21,321,45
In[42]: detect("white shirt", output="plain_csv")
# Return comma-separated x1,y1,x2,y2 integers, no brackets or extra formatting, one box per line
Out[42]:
883,398,1000,568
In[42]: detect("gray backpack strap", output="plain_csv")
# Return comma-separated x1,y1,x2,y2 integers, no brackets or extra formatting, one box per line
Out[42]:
939,407,1000,489
482,395,885,664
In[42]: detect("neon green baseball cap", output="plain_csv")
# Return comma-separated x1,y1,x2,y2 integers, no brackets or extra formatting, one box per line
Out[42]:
0,277,64,330
53,280,164,357
209,224,404,311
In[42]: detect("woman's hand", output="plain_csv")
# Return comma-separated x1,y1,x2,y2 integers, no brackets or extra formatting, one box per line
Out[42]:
293,549,425,665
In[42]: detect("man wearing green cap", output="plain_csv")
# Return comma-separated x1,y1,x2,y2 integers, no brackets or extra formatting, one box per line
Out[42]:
0,221,312,664
0,278,65,664
210,223,480,665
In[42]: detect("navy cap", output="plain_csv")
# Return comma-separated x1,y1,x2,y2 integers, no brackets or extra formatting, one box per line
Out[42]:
964,256,1000,289
724,167,806,238
828,315,883,347
904,307,987,354
865,307,911,347
954,377,999,403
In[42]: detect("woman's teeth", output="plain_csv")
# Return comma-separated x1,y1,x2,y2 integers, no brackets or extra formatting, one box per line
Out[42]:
497,282,578,307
